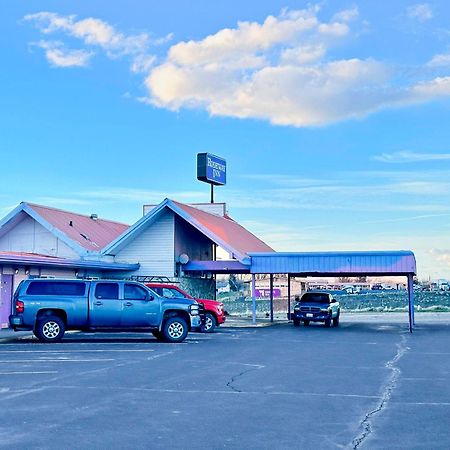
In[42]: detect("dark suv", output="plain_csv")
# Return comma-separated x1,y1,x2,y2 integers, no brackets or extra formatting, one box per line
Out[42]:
292,292,340,327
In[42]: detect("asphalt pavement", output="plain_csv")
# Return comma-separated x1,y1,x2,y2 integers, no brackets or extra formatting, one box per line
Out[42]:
0,314,449,449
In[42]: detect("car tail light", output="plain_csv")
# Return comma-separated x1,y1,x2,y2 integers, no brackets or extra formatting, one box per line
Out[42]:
16,300,24,314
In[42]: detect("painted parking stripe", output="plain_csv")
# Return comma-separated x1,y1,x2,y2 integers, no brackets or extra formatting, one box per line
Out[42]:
0,359,115,363
0,371,58,375
0,349,155,353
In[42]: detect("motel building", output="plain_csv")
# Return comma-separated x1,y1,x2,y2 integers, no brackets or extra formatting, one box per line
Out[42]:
0,198,418,331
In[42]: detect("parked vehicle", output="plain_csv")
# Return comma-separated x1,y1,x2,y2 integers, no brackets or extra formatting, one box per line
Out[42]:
292,292,340,327
9,279,201,343
146,283,226,333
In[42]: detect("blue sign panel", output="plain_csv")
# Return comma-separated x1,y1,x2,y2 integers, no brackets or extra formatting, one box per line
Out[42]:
197,153,227,186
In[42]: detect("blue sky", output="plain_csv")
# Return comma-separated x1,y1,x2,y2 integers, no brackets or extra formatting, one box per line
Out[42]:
1,1,450,279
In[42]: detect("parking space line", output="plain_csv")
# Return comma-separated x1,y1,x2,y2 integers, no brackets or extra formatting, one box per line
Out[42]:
0,349,154,353
0,371,58,375
0,359,115,363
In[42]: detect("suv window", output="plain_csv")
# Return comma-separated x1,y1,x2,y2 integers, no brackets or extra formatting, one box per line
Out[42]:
27,281,86,296
124,284,148,300
95,283,119,300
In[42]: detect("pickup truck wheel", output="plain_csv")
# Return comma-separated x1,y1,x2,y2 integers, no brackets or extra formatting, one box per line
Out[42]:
162,317,188,343
293,319,300,327
35,316,65,343
202,313,217,333
324,318,332,328
333,312,340,327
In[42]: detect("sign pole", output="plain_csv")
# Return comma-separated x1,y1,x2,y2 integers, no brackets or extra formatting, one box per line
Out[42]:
210,184,214,204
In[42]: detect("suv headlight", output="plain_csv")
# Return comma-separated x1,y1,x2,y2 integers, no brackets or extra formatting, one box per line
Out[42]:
217,304,224,313
294,305,300,311
189,304,200,315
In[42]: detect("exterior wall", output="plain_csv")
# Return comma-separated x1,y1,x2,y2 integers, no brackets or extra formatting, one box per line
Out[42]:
178,276,216,300
0,215,79,258
174,216,212,262
114,210,175,277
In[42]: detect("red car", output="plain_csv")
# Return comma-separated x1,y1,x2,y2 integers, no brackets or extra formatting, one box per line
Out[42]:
145,283,226,332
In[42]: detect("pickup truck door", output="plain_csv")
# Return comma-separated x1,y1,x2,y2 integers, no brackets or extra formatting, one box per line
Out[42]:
121,283,160,327
89,282,122,327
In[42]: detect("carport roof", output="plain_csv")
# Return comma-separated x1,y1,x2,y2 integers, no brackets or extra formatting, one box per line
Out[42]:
248,250,416,276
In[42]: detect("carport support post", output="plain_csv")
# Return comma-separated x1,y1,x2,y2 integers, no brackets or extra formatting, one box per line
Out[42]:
252,274,257,325
287,274,291,320
270,274,274,322
407,273,415,332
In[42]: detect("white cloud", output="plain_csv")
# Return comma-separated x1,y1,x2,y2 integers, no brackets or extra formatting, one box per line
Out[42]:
33,40,93,67
167,8,320,67
24,12,149,55
373,151,450,163
24,8,450,127
143,8,450,127
427,53,450,67
24,11,156,71
130,54,156,73
280,45,325,65
407,4,433,22
332,7,359,23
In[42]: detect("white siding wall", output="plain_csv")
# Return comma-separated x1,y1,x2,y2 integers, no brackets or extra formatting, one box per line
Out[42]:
0,216,79,258
114,210,175,277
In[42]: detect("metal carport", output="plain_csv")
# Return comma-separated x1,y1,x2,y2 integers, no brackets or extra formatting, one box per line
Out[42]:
248,250,417,332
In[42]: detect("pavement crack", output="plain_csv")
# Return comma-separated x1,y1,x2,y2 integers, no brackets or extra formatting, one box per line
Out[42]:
351,334,410,449
226,363,264,393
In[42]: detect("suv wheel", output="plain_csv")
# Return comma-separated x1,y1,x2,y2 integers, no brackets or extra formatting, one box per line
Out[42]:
35,316,65,343
293,318,300,327
162,316,188,343
202,313,217,333
303,320,310,326
324,318,331,328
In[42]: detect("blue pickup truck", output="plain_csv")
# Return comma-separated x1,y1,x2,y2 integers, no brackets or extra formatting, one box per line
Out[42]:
291,292,340,327
9,279,202,343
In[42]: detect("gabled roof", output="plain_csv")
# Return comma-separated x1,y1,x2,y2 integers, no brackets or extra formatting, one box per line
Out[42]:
0,202,129,255
103,198,274,263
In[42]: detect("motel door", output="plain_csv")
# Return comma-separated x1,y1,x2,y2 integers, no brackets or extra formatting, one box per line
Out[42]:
0,275,13,328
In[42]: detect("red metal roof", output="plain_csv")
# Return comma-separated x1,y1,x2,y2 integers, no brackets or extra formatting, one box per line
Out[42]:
27,203,129,251
0,251,60,261
172,200,274,256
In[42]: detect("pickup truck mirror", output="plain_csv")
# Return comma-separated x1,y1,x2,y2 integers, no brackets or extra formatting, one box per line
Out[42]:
147,294,154,301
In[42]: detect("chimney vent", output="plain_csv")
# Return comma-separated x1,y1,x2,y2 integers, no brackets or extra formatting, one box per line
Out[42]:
90,214,98,221
69,220,73,227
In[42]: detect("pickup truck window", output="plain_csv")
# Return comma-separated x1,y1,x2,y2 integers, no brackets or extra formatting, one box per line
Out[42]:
124,284,148,300
162,287,186,299
27,281,86,296
95,283,119,300
301,293,331,304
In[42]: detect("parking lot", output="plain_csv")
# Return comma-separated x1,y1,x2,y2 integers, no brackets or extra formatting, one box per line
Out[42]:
1,314,449,449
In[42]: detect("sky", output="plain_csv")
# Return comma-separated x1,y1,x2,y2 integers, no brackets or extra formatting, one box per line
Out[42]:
1,0,450,280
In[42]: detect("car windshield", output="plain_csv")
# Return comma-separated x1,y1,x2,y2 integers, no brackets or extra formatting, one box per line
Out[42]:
300,293,331,304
